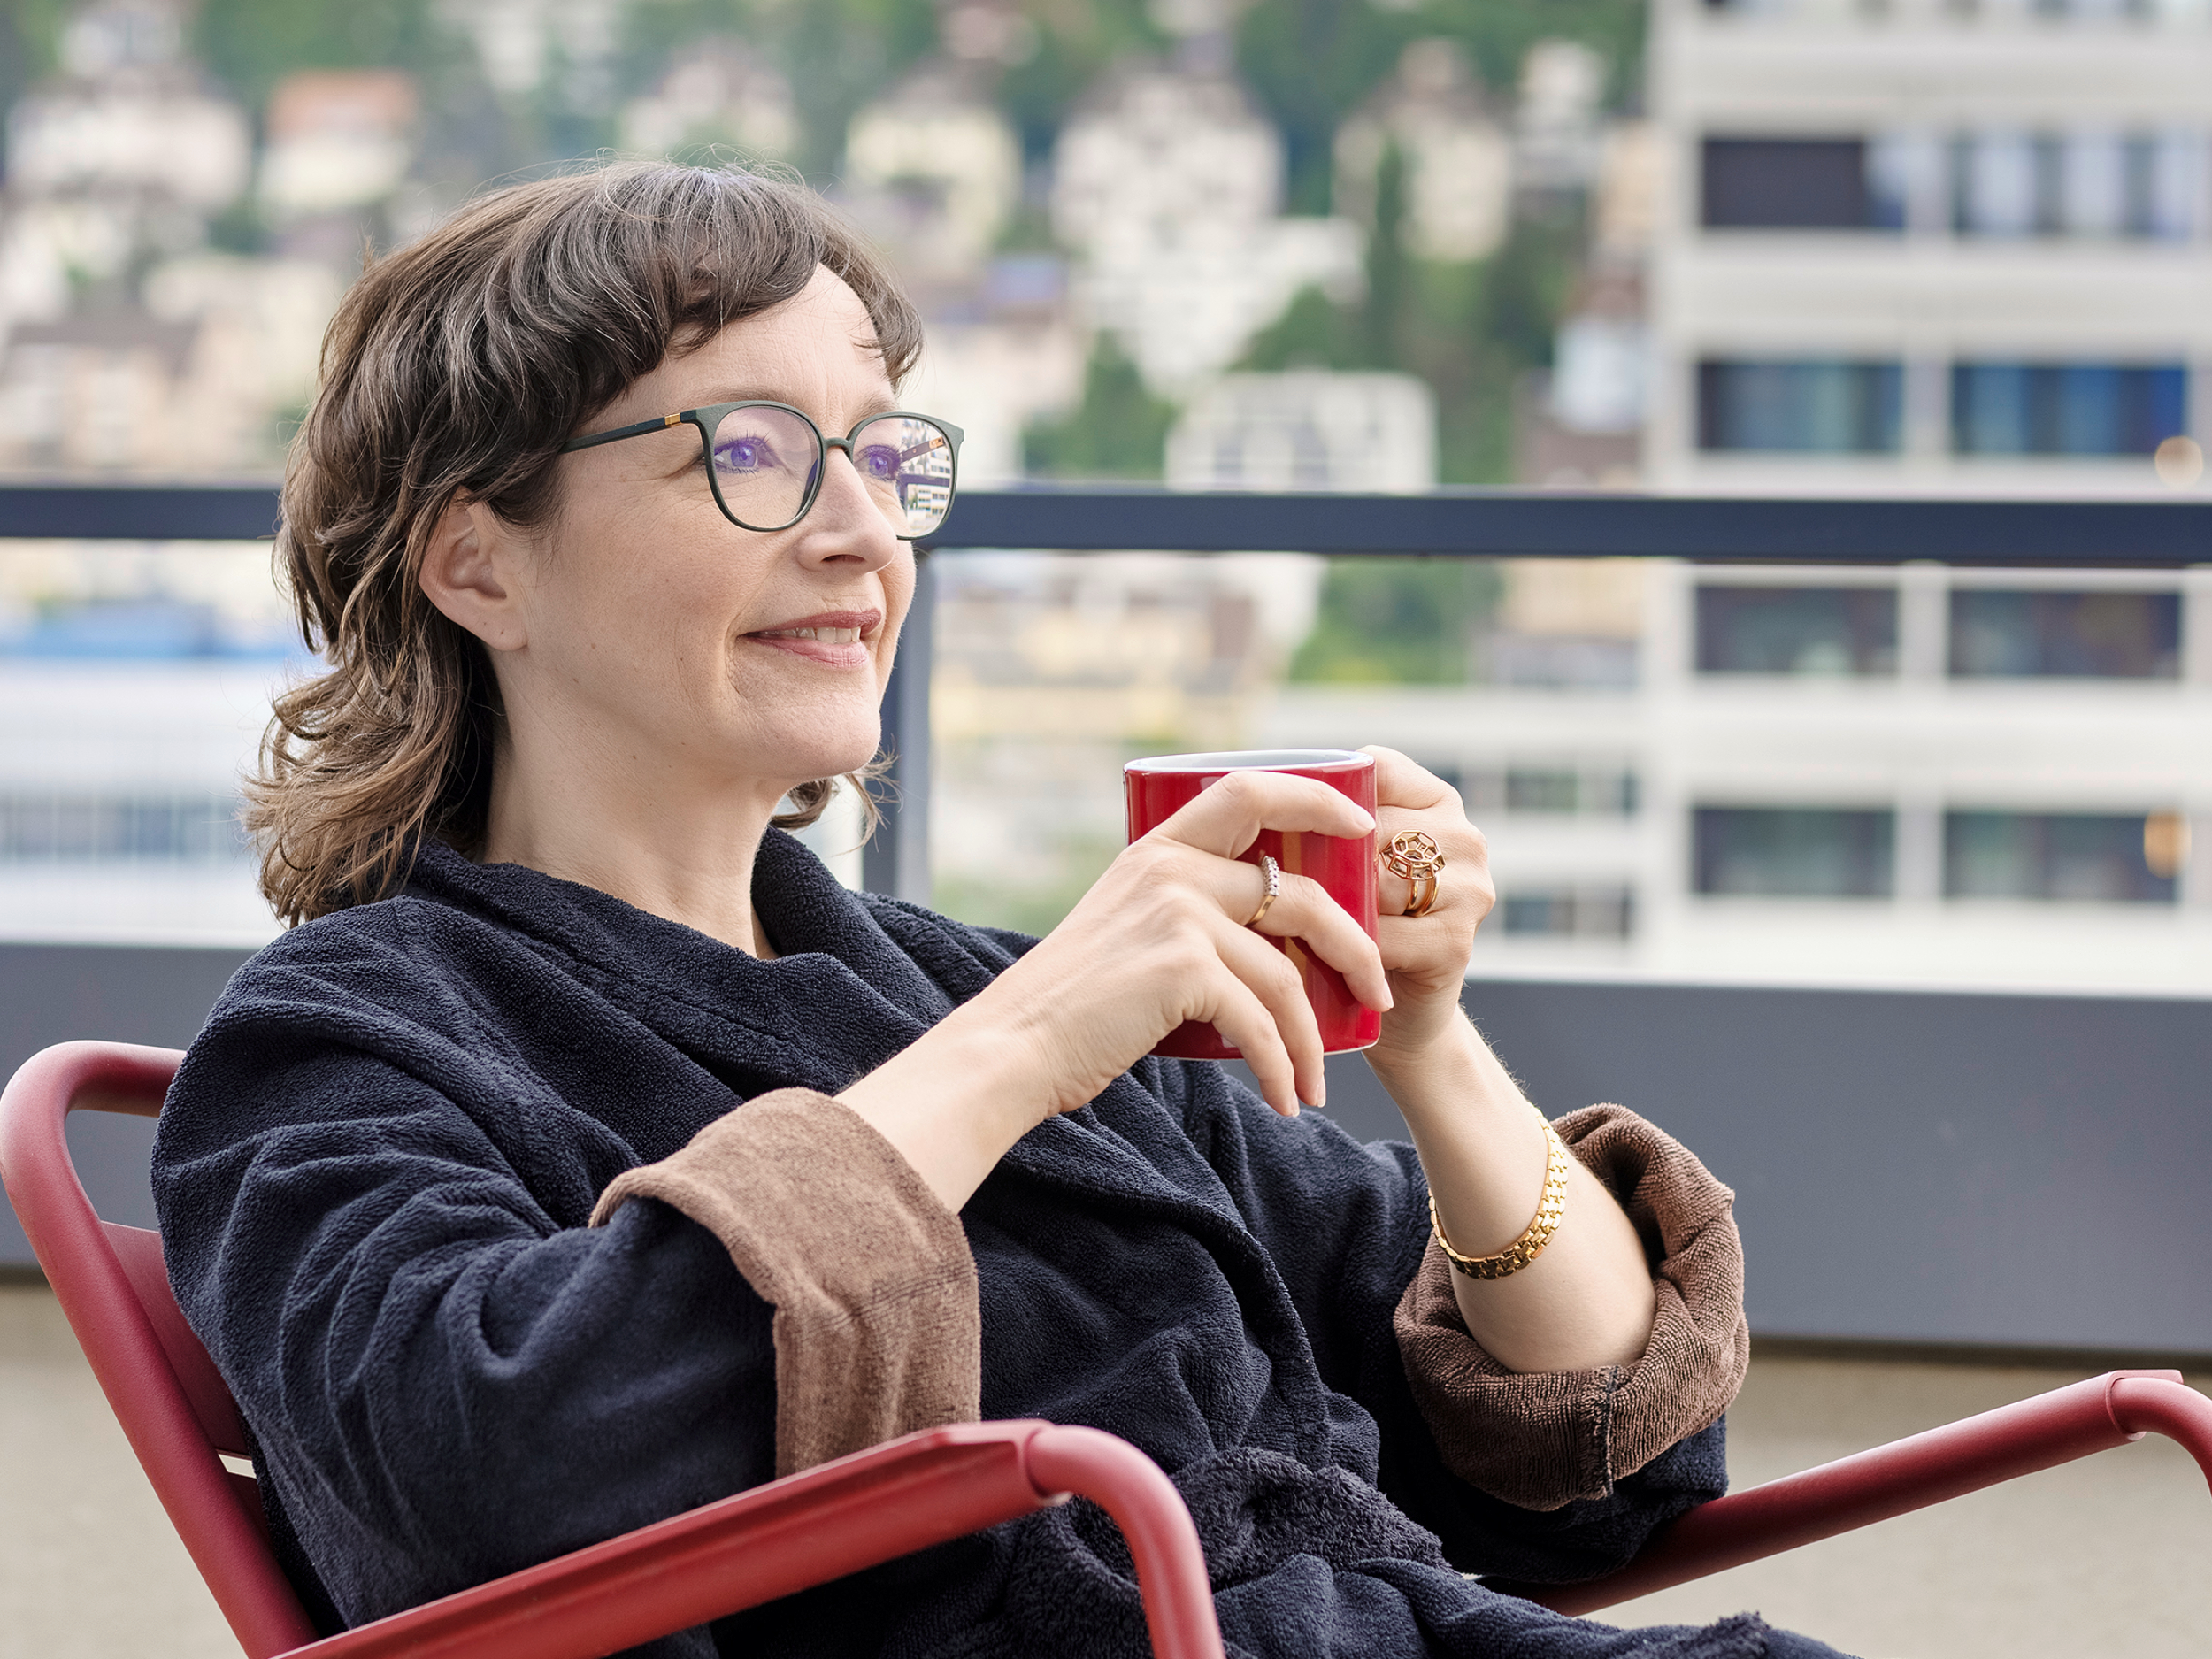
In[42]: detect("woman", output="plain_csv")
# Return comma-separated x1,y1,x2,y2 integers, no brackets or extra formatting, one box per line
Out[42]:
153,163,1847,1659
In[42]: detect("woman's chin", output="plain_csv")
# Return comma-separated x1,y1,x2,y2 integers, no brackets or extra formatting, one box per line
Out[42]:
748,733,882,792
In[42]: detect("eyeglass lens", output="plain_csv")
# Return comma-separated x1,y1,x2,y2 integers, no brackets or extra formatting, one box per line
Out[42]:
709,407,955,537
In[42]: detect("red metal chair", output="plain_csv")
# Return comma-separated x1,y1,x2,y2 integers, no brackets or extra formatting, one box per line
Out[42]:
4,1041,2210,1655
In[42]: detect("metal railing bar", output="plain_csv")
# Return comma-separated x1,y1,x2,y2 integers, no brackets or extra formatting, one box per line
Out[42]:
0,485,283,541
4,483,2210,565
928,488,2212,566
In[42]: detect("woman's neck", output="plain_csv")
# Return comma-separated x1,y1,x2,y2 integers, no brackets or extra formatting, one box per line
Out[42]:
478,733,788,958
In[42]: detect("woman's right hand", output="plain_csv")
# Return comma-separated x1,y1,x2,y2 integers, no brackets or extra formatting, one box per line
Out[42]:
839,770,1392,1212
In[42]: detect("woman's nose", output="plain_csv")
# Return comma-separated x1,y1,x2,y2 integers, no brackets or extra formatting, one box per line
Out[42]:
799,444,900,569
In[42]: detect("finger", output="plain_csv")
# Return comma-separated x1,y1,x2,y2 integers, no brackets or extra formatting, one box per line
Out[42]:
1210,918,1329,1109
1195,962,1306,1116
1246,868,1392,1012
1375,913,1479,984
1361,745,1458,812
1150,770,1375,860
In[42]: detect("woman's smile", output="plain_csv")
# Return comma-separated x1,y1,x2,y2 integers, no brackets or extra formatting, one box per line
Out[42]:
741,606,881,668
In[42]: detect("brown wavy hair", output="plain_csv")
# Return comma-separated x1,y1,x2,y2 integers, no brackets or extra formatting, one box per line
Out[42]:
249,161,923,926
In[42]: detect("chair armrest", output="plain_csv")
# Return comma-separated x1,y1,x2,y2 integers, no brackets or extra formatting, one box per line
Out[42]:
1513,1370,2212,1616
288,1419,1225,1659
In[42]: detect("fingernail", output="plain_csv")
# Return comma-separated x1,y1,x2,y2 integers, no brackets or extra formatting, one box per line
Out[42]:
1285,1101,1302,1118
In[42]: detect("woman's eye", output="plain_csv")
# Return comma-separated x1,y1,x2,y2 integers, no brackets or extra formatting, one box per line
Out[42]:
857,445,900,482
715,436,775,473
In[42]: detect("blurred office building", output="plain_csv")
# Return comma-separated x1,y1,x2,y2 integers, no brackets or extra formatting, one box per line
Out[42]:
0,543,295,945
1644,0,2212,495
1262,557,2212,995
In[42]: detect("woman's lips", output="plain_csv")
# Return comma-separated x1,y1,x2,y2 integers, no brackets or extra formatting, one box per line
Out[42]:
742,612,879,669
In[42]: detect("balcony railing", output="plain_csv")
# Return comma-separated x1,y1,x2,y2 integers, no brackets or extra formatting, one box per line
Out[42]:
2,482,2207,1357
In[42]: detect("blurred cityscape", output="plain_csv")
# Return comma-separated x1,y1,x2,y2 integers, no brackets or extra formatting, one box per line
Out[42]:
0,0,2207,995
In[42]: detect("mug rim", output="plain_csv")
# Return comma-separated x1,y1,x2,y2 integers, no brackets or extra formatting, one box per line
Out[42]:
1124,748,1371,775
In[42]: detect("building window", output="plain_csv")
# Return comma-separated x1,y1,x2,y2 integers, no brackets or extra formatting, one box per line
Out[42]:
1952,131,2199,240
1697,360,1902,453
1951,363,2186,457
1701,138,1893,229
1694,807,1895,897
0,793,248,863
1500,886,1634,939
1455,767,1639,817
1696,586,1898,676
1949,590,2181,678
1946,811,2180,902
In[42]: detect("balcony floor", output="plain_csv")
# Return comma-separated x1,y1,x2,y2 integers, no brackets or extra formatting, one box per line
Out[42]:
3,1282,2204,1657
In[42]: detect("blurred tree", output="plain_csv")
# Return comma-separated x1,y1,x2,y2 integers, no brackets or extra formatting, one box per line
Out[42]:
996,0,1164,165
0,0,69,173
1235,0,1646,215
1022,333,1179,480
619,0,935,180
193,0,443,113
1240,143,1578,485
1289,557,1502,685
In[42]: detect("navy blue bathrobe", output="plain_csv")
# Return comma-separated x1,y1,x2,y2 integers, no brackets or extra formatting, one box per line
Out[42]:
153,832,1841,1659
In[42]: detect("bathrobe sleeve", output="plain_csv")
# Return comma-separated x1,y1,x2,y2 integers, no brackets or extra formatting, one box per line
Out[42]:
1164,1056,1746,1583
153,979,777,1651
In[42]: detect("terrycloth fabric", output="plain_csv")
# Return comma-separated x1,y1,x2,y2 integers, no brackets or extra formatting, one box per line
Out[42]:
590,1088,979,1478
152,830,1852,1659
1394,1105,1753,1512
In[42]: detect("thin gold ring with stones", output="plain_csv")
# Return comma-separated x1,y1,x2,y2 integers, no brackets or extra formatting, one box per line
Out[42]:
1379,828,1446,918
1431,1114,1570,1280
1244,853,1281,929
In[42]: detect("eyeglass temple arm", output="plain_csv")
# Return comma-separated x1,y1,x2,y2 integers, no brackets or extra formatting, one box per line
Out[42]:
559,413,687,454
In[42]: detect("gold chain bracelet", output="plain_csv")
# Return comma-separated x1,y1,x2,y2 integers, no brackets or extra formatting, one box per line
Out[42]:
1430,1117,1570,1281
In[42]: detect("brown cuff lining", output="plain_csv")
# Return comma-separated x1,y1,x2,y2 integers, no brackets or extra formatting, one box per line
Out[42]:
1393,1103,1751,1512
592,1088,980,1478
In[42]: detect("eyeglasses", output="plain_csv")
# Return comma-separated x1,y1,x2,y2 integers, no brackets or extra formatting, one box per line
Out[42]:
560,402,964,541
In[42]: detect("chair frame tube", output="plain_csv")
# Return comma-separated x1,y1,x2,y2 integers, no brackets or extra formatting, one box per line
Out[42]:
1521,1368,2212,1615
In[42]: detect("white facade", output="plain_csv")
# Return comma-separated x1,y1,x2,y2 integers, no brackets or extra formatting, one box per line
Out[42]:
1645,0,2212,495
257,71,418,219
1165,371,1437,491
618,45,798,162
1053,66,1363,393
845,67,1024,286
1334,40,1512,264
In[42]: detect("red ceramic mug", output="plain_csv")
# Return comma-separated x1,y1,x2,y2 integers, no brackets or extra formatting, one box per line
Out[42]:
1124,748,1381,1062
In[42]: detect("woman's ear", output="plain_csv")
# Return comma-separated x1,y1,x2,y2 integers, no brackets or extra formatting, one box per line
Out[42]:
419,495,529,653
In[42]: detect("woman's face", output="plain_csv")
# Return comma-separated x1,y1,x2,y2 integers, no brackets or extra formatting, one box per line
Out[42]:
495,266,913,809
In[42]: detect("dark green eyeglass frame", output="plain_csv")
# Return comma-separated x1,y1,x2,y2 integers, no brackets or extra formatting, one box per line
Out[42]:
560,400,964,540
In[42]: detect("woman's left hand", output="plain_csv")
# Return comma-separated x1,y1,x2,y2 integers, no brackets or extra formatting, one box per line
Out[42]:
1363,746,1494,1060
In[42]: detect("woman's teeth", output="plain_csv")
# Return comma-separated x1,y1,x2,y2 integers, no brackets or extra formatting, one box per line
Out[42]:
757,626,861,643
